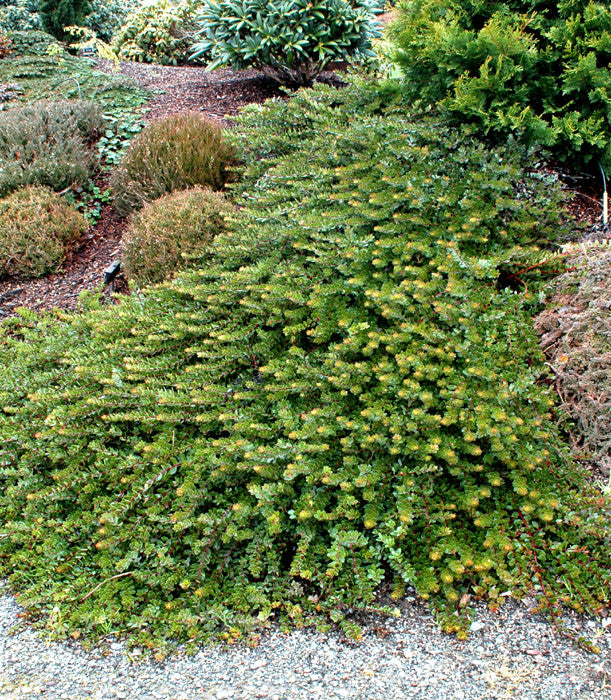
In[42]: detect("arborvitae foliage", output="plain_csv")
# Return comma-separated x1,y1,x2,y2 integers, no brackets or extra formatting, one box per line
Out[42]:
390,0,611,169
40,0,91,41
0,83,608,645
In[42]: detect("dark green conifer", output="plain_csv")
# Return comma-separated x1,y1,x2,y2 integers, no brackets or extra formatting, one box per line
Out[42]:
39,0,90,41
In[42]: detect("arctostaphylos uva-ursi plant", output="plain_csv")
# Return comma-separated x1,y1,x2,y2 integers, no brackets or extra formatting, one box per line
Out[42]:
191,0,382,86
389,0,611,169
0,82,608,647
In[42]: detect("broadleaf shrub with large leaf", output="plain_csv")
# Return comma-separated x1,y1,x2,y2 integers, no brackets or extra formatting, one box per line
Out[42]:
191,0,382,85
113,0,200,65
0,83,608,645
390,0,611,168
86,0,141,43
0,0,41,31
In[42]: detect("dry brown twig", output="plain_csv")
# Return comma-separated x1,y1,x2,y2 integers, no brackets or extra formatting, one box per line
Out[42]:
535,240,611,488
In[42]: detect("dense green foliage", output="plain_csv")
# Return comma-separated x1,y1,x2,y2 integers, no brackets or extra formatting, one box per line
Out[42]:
123,187,233,287
86,0,141,42
113,0,199,65
0,186,88,278
0,30,148,107
0,99,102,196
4,30,62,56
111,112,235,215
40,0,91,41
0,83,608,644
0,1,41,32
390,0,611,168
191,0,381,85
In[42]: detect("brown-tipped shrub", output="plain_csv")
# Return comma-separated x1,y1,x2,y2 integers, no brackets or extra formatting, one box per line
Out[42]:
0,32,12,59
0,186,88,279
0,99,103,196
122,186,232,287
536,242,611,481
111,112,235,215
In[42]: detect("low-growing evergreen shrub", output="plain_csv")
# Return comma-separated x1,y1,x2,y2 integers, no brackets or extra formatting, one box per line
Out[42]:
111,112,235,215
0,186,88,278
4,30,61,56
390,0,611,169
191,0,381,86
0,99,102,196
123,186,233,287
0,83,608,644
113,0,199,65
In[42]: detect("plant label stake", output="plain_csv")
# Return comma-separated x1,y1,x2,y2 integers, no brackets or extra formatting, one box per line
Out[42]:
104,261,121,285
599,162,608,226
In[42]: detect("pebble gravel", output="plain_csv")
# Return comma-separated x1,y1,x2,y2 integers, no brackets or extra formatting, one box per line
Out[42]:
1,582,609,699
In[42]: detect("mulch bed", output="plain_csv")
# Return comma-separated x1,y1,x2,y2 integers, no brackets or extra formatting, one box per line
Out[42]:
0,62,289,317
0,59,607,318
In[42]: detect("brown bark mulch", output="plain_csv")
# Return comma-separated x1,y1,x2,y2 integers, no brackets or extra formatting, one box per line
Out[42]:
0,62,287,318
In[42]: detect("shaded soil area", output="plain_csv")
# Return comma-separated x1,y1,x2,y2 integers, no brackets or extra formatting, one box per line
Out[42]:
0,205,126,319
0,62,288,317
107,61,285,122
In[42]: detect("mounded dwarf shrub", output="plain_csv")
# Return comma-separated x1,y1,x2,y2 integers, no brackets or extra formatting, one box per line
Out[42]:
191,0,381,86
0,84,608,645
123,187,233,287
113,0,200,65
0,99,103,196
536,242,611,482
0,186,88,278
111,112,235,215
390,0,611,168
3,29,60,55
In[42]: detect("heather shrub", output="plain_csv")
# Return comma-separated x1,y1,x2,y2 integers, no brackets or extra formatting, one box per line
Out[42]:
123,187,233,287
111,112,235,215
0,100,103,196
390,0,611,169
0,186,88,278
536,242,611,484
0,30,10,58
191,0,381,86
113,0,199,65
0,83,608,645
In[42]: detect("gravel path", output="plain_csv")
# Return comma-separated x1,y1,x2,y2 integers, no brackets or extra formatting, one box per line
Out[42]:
1,583,609,699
